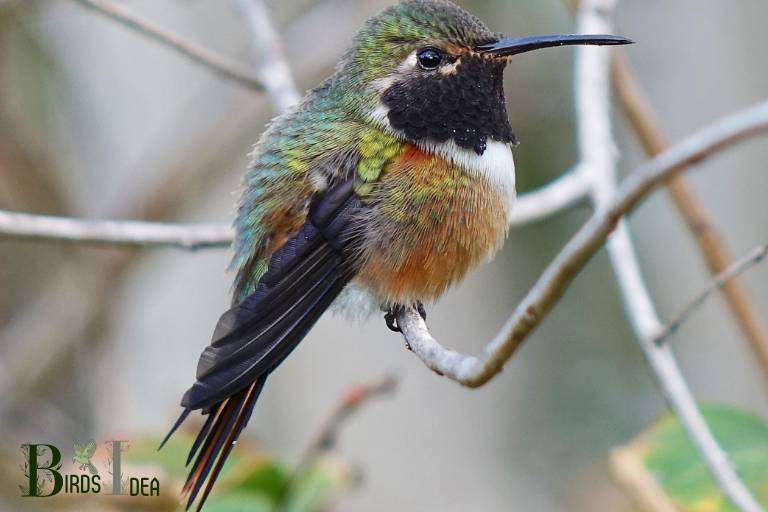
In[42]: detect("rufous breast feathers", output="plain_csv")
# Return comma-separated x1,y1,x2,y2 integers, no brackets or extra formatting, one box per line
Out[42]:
356,143,511,304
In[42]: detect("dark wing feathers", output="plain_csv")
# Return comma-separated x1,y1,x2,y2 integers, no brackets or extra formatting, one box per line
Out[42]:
183,180,362,409
183,244,353,408
163,178,364,511
192,244,336,384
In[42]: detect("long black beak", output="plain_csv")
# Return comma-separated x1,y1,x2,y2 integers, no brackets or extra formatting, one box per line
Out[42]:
476,34,633,57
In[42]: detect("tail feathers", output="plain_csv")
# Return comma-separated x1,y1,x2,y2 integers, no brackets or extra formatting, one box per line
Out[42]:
161,180,363,510
186,403,221,466
181,377,266,511
158,408,191,451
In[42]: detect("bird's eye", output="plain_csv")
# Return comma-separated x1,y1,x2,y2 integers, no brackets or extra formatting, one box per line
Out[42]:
417,48,443,70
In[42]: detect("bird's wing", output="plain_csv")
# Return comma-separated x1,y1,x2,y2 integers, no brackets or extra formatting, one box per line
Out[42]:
164,177,366,511
73,443,82,457
183,178,363,410
84,440,97,458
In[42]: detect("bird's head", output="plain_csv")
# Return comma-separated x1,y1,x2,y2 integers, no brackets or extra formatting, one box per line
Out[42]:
340,0,631,155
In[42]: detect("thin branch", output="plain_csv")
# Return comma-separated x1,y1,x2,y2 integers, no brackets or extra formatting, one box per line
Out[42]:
0,0,303,409
612,51,768,374
507,164,590,226
298,374,398,469
0,166,594,247
0,1,303,251
398,1,767,508
575,3,760,510
0,210,232,250
655,242,768,345
0,173,592,248
278,374,397,510
69,0,265,93
230,0,301,111
395,97,768,382
0,0,592,250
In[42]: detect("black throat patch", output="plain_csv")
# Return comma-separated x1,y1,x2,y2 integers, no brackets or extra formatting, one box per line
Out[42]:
381,54,516,155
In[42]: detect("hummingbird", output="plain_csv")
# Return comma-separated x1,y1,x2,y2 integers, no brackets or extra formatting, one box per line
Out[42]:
72,440,98,476
161,0,631,509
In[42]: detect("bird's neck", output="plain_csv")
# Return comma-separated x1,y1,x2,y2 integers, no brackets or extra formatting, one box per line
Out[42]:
363,105,516,198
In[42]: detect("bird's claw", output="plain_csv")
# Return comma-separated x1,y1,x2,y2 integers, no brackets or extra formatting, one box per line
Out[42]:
384,306,402,333
416,302,427,321
384,302,427,334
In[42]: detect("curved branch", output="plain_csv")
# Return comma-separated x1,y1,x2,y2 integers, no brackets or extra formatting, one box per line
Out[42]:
397,99,768,386
396,29,768,510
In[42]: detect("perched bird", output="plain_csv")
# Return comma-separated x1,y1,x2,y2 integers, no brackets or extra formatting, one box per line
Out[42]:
162,0,631,509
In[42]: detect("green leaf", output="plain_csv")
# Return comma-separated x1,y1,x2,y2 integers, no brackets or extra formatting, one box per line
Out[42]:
612,403,768,512
279,455,354,512
235,461,290,502
204,490,274,512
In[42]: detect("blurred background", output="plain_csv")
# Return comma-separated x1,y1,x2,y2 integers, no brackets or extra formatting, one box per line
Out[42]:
0,0,767,510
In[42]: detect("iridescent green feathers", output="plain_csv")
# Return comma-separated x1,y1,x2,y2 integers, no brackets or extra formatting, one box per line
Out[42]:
346,0,498,83
230,0,500,302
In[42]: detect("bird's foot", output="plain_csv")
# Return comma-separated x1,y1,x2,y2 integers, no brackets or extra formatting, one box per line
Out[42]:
416,302,427,322
384,302,427,337
384,307,401,333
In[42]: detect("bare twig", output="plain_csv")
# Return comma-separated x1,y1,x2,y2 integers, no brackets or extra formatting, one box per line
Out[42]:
276,374,397,511
610,444,679,512
0,1,305,251
398,2,767,509
396,95,768,385
507,164,590,226
298,374,398,468
0,176,592,247
395,95,768,383
0,0,303,408
575,3,760,510
612,51,768,374
0,170,596,246
655,242,768,345
230,0,301,111
69,0,265,93
0,210,232,250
